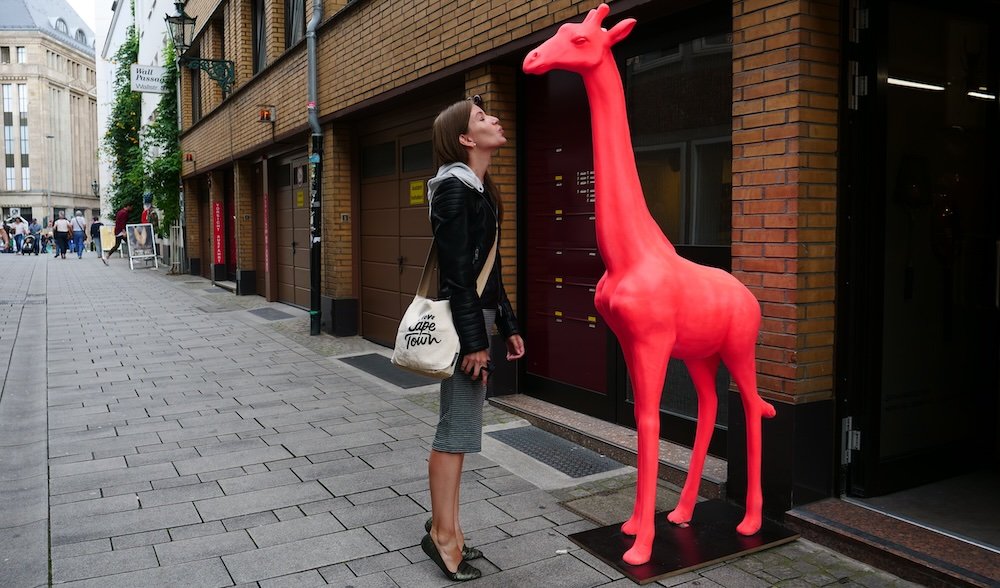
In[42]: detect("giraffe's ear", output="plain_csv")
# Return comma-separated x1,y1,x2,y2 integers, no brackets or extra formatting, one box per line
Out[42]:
607,18,636,46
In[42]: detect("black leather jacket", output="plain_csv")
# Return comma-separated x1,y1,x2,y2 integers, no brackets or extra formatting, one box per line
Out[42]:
430,177,519,355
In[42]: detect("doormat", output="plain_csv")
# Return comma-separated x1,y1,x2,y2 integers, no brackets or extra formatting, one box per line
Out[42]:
486,426,625,478
248,307,295,321
569,499,799,585
338,353,439,389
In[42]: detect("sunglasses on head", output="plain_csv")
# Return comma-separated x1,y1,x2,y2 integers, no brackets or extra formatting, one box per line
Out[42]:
468,94,483,108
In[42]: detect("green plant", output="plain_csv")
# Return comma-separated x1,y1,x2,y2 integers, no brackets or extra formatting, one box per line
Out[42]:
102,14,142,223
143,40,180,237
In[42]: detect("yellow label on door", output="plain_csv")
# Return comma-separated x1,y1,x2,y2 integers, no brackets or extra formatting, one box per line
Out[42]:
296,191,305,207
409,181,425,205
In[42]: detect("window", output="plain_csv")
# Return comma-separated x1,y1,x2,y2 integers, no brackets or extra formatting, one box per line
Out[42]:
55,19,68,34
252,0,265,73
20,167,29,190
190,69,201,122
5,168,14,191
285,0,305,48
1,47,9,64
361,141,395,178
16,47,25,63
75,30,86,44
626,34,733,247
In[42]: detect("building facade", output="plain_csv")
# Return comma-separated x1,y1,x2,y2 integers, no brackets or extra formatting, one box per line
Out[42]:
174,0,999,573
0,0,99,226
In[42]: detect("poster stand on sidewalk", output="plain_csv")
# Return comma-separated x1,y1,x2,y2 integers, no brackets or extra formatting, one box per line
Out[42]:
125,223,158,270
568,500,798,585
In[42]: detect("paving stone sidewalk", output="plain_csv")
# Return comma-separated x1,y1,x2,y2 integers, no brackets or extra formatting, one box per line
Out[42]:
0,254,919,587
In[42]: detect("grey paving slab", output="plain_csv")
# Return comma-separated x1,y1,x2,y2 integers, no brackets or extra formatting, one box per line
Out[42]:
332,495,425,530
0,520,48,588
51,537,113,559
0,475,47,527
291,455,371,481
50,493,141,520
50,455,128,478
138,479,224,507
248,512,345,548
222,528,385,584
217,468,301,495
195,480,332,521
318,458,426,496
111,528,171,550
174,445,292,475
257,569,328,588
55,556,234,588
50,461,178,495
155,529,257,564
51,501,202,544
52,545,159,583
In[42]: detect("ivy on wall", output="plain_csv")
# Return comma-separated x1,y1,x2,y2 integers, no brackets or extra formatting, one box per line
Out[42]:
102,0,180,237
143,40,180,237
102,16,142,223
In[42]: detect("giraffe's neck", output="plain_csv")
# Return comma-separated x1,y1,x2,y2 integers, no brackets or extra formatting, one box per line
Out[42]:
583,58,675,273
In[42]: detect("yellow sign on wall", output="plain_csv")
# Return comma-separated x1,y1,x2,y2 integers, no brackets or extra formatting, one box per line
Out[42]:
409,181,425,205
296,191,305,207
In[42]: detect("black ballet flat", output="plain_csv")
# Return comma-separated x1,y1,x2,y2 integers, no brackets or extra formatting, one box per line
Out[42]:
421,534,482,582
424,517,482,560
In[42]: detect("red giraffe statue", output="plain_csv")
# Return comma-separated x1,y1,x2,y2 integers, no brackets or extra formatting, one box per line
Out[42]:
523,3,777,566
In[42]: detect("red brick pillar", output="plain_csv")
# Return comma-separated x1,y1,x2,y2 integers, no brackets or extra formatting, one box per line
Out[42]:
731,0,840,510
183,177,202,276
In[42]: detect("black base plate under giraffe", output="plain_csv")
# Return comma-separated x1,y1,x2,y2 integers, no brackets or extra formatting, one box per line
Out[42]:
568,499,799,585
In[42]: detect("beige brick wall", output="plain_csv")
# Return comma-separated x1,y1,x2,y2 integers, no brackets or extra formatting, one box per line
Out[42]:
465,64,519,315
731,0,839,403
234,160,254,268
320,125,353,299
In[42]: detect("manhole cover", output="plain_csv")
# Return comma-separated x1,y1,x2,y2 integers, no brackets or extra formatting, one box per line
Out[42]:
486,426,625,478
248,307,295,321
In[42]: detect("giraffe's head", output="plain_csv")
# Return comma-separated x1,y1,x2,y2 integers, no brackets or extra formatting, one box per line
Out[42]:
522,3,636,76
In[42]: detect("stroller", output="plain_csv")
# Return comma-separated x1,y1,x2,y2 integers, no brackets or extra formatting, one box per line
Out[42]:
21,234,37,255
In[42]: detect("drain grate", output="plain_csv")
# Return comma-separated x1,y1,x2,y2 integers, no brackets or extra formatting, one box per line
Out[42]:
248,307,295,321
486,426,625,478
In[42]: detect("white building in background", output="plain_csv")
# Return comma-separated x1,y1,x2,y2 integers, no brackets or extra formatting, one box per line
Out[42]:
97,0,170,222
0,0,98,226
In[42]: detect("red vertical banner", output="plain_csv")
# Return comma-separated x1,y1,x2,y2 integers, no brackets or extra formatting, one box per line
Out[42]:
263,193,270,274
212,201,224,265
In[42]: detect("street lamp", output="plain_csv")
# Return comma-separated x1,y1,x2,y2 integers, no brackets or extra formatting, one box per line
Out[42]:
165,0,235,97
45,134,54,226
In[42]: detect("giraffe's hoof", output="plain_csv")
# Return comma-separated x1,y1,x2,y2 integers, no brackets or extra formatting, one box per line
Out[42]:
736,515,761,536
667,507,691,525
620,517,639,536
622,542,652,566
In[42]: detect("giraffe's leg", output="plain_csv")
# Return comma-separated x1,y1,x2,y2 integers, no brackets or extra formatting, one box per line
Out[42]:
724,348,776,536
618,335,671,566
668,355,720,525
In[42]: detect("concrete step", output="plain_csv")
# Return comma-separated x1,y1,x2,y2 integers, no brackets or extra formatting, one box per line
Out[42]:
488,393,726,499
785,498,1000,588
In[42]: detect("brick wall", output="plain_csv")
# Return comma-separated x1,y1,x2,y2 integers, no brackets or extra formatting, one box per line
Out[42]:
465,64,519,315
321,125,353,299
184,178,201,259
234,160,254,268
730,0,839,404
180,0,602,176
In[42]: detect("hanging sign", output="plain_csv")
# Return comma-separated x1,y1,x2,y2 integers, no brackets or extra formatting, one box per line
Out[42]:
212,201,224,264
130,64,169,94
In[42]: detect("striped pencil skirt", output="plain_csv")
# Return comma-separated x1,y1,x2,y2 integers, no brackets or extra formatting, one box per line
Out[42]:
432,309,496,454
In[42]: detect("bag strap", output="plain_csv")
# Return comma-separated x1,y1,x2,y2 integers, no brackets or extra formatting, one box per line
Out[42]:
414,230,498,299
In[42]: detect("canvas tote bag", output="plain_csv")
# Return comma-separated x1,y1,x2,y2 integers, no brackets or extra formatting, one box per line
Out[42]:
391,234,497,379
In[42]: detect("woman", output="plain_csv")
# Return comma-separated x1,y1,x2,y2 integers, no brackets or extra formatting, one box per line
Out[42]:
70,210,88,258
421,96,525,582
52,211,72,259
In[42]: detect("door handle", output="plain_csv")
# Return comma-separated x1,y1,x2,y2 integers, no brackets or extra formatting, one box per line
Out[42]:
398,256,404,275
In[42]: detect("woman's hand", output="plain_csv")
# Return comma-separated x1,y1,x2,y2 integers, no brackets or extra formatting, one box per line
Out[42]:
505,335,525,361
461,349,491,383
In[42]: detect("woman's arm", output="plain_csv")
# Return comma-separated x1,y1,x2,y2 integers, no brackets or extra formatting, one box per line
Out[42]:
430,178,490,356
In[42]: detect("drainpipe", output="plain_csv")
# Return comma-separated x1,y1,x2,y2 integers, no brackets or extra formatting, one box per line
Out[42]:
307,0,323,335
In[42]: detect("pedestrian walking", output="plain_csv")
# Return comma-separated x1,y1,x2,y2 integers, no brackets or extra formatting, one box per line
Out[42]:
52,211,72,259
12,217,28,253
89,216,103,253
102,204,132,265
70,210,88,259
421,96,525,582
28,218,41,255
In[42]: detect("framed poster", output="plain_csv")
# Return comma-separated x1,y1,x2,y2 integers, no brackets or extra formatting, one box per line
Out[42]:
125,223,158,270
99,225,116,251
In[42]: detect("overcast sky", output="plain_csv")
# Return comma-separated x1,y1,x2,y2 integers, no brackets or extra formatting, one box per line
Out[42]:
65,0,100,34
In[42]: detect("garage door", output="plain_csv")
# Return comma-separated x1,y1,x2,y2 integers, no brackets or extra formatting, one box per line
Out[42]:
360,130,436,346
275,156,311,308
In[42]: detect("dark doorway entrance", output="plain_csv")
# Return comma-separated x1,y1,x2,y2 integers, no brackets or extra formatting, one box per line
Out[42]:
840,0,999,550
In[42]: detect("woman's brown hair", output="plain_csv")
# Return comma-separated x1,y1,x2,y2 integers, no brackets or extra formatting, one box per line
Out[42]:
431,99,504,222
